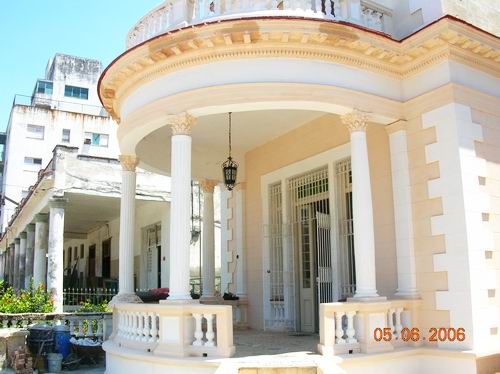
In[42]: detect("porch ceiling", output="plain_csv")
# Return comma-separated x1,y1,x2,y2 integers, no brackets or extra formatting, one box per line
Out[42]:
136,109,325,180
57,192,157,236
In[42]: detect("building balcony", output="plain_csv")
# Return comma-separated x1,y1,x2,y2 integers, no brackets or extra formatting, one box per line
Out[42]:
126,0,393,49
13,94,109,118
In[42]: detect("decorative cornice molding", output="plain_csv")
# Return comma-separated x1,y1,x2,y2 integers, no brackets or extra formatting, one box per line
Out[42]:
385,119,408,134
119,155,140,171
169,112,196,135
100,18,500,121
341,109,370,132
200,179,218,193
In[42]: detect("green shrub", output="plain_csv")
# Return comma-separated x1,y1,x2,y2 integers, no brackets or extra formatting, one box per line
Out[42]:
79,300,111,313
0,280,53,314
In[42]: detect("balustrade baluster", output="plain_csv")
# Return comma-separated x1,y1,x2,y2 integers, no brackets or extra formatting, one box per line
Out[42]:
192,313,204,346
335,312,346,344
141,313,149,342
149,312,157,343
78,319,85,337
345,311,357,343
133,312,139,340
388,308,395,336
124,312,129,338
68,319,74,336
96,318,103,338
394,308,403,340
334,0,341,18
204,313,215,347
138,313,144,341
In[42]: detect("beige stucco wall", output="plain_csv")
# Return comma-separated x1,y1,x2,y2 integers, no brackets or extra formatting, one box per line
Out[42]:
405,116,450,336
472,108,500,345
244,114,397,329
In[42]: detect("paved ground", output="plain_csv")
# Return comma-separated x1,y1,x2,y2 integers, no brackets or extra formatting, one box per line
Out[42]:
1,331,321,373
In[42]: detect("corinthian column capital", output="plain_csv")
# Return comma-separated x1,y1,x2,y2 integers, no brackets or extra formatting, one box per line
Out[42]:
200,179,218,194
341,109,370,132
119,155,139,172
170,112,197,136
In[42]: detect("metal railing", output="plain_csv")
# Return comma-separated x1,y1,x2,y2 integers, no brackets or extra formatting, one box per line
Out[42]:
63,288,118,307
13,94,109,118
189,275,222,296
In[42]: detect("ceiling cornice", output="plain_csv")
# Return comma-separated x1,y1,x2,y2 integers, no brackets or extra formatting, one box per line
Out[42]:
99,16,500,122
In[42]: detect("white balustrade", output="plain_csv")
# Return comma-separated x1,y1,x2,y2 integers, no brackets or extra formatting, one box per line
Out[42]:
0,312,112,342
318,299,421,356
126,0,393,49
111,303,234,358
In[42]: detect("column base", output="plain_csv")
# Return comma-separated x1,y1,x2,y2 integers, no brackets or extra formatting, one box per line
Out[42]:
160,298,199,305
394,290,420,299
200,295,222,303
108,292,143,306
347,296,387,303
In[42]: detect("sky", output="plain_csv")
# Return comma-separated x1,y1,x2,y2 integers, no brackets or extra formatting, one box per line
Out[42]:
0,0,161,130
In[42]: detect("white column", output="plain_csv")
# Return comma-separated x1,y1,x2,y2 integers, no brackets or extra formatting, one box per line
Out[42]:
9,244,14,287
47,198,66,313
3,248,9,284
388,126,419,299
235,183,247,298
342,110,382,300
25,224,35,286
13,238,20,290
19,232,27,290
168,113,196,301
7,244,12,286
110,155,142,305
0,253,4,281
200,179,218,300
160,204,170,288
33,214,49,287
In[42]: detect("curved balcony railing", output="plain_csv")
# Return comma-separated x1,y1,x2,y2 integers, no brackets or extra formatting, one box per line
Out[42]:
126,0,392,49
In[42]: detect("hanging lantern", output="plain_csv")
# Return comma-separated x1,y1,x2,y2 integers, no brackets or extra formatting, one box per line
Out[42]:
222,112,238,191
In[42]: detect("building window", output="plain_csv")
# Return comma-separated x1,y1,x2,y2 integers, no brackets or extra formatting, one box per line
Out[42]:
80,244,84,258
64,85,89,100
84,132,109,147
26,124,45,140
62,129,71,143
36,81,53,95
24,157,43,169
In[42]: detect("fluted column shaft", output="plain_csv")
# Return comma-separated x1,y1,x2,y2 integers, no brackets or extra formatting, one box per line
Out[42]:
25,224,35,286
342,110,379,299
201,180,218,300
168,113,196,301
33,214,49,287
47,198,66,313
118,155,139,295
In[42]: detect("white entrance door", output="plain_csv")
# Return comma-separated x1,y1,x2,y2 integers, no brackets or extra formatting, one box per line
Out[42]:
298,205,316,333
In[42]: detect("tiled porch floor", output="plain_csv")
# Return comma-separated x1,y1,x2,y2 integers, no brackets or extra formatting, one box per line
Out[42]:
234,330,319,357
222,330,328,372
